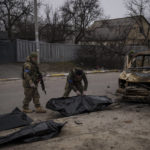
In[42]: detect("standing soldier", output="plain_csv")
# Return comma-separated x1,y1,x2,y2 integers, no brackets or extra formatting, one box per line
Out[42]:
22,52,46,113
63,67,88,97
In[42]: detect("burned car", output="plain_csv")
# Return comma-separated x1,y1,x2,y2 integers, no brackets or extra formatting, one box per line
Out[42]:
117,51,150,102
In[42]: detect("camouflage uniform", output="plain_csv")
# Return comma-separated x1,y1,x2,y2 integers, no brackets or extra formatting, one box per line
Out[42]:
63,68,88,97
22,53,45,112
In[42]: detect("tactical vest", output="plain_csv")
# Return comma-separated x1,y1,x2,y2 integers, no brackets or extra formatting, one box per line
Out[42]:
22,62,40,84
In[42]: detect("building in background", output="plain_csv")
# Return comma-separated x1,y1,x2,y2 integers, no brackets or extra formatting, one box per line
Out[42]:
81,16,150,49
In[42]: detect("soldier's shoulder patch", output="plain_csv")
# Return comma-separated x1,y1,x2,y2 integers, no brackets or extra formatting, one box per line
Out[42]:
24,69,30,73
68,79,73,83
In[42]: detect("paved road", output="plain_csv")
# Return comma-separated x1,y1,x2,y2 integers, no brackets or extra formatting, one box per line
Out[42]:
0,63,22,79
0,73,118,114
0,73,150,150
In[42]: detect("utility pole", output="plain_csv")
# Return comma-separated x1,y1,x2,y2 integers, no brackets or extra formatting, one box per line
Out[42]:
34,0,40,64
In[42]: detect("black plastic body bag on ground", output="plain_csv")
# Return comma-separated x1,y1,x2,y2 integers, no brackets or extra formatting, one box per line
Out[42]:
0,120,64,146
46,95,112,116
0,108,33,131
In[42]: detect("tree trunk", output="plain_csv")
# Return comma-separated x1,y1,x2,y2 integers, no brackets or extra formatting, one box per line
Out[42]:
7,27,12,40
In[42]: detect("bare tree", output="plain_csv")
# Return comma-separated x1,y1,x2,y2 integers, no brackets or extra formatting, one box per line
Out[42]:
15,14,35,40
61,0,103,44
0,20,5,31
0,0,33,39
43,6,61,43
39,5,71,43
125,0,150,47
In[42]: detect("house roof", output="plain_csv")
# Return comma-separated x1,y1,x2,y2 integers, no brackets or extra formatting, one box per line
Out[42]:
84,16,149,42
91,17,136,29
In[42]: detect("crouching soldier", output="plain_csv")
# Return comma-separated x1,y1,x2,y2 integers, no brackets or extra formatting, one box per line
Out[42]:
63,68,88,97
22,52,46,113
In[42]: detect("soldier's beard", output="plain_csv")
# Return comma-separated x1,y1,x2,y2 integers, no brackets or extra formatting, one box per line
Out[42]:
31,58,38,64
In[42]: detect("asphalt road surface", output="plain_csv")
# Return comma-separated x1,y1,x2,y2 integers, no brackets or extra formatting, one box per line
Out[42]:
0,73,118,114
0,73,150,150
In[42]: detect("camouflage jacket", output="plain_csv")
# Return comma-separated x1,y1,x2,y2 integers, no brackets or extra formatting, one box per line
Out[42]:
22,56,41,88
67,68,88,91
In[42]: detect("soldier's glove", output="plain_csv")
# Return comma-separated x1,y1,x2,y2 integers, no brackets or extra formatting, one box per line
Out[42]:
37,79,41,83
29,80,36,88
82,91,86,95
76,91,81,96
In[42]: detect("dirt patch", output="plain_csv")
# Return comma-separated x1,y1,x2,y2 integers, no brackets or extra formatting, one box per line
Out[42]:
1,103,150,150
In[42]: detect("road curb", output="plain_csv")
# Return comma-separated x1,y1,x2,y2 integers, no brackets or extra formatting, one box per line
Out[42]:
0,70,120,81
0,78,21,82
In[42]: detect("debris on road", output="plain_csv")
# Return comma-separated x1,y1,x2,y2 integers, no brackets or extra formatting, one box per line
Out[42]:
74,120,83,125
124,120,133,124
113,117,118,120
46,95,112,117
107,85,110,88
0,108,32,131
0,120,64,146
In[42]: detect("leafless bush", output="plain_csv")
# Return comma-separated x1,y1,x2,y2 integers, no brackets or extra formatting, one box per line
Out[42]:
76,45,125,69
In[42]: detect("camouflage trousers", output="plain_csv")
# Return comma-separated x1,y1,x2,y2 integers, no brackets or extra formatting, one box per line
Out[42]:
23,88,41,109
63,82,83,97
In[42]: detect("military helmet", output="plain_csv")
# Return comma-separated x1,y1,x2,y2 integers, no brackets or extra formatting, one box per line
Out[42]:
30,52,38,58
74,67,83,76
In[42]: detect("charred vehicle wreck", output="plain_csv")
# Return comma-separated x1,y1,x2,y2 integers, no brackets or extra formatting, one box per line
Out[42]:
117,51,150,102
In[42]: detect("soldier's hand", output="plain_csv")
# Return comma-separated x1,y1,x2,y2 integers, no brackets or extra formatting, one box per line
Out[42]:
37,79,41,83
30,82,36,88
82,91,86,95
76,91,81,96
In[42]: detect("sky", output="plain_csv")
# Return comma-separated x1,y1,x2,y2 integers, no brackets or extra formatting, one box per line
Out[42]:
43,0,127,19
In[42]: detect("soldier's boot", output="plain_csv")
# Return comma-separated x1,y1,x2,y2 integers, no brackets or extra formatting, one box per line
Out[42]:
35,106,46,113
23,108,33,113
